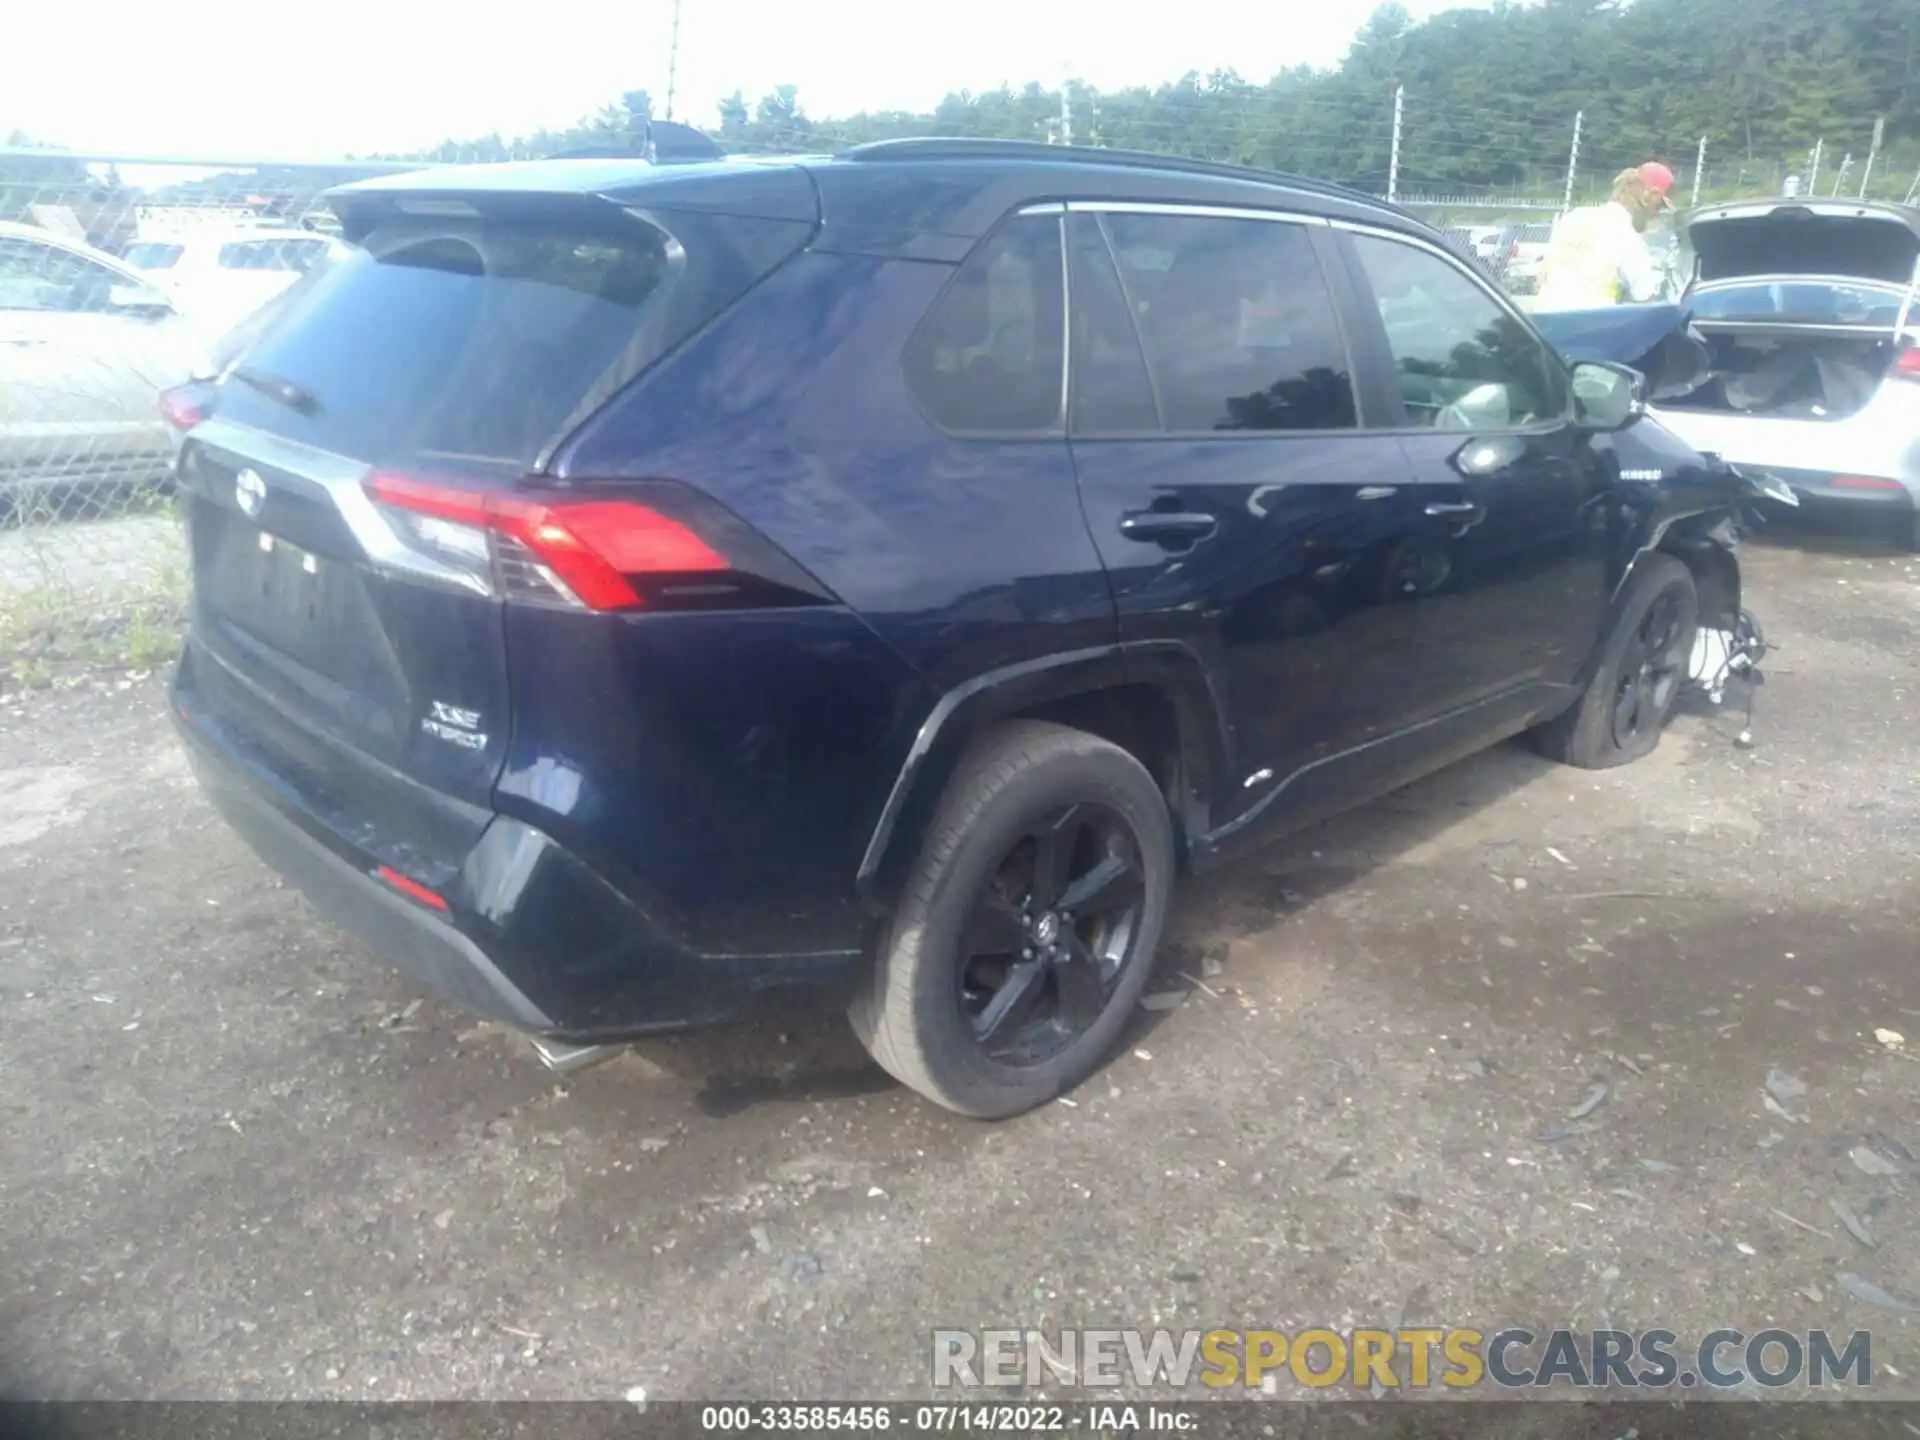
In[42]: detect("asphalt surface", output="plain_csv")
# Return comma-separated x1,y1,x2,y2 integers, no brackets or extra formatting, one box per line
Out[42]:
2,540,1918,1405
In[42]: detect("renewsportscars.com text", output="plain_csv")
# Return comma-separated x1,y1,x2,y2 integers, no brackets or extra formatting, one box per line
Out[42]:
932,1327,1872,1391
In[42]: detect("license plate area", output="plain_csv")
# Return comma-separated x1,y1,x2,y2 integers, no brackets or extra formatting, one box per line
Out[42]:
243,530,330,634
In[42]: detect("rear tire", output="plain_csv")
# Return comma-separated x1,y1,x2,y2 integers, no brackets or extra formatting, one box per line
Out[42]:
850,721,1174,1119
1531,555,1698,770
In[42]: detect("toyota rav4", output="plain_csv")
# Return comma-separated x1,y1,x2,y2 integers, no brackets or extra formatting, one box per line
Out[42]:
171,140,1755,1117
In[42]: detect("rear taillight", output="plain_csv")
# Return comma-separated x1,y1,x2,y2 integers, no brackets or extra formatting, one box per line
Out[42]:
159,382,209,431
1892,345,1920,382
364,472,727,612
375,864,449,912
1831,475,1906,491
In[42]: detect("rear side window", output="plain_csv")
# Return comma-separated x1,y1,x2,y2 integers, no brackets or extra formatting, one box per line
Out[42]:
1067,213,1160,433
1100,212,1357,433
123,242,184,270
904,215,1064,433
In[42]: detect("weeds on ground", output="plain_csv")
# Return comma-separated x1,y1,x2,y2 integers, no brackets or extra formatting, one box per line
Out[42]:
1,484,187,696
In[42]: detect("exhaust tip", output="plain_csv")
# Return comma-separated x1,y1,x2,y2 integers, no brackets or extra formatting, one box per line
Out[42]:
529,1035,626,1075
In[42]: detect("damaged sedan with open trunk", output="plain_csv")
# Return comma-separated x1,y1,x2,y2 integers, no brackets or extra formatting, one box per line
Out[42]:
1649,199,1920,545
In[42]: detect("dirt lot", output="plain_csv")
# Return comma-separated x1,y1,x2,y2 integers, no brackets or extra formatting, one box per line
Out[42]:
2,540,1918,1405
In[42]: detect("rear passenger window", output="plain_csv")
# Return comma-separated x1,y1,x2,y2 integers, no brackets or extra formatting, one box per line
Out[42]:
1067,214,1160,433
1348,232,1568,430
1101,213,1356,433
905,215,1064,434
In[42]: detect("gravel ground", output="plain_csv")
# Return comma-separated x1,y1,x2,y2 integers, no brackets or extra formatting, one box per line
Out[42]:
1,540,1917,1405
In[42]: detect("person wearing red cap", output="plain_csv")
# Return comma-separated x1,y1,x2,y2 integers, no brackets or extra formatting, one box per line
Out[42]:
1534,160,1677,310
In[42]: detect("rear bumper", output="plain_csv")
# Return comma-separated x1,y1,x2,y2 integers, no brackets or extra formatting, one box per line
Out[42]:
1749,466,1917,541
180,723,556,1031
173,663,866,1042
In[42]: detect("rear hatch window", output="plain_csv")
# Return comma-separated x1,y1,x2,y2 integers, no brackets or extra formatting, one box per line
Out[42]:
217,217,675,469
216,202,810,469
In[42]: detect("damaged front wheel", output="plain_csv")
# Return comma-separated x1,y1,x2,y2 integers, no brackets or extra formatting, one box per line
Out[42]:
1530,556,1699,770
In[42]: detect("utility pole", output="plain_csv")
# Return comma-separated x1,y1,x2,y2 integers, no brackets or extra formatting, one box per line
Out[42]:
1832,152,1853,197
663,0,682,122
1387,85,1404,204
1807,137,1823,193
1059,79,1072,147
1691,135,1707,208
1860,116,1884,198
1562,109,1583,215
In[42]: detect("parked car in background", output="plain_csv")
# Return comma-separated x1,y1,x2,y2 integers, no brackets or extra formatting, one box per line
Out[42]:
1653,198,1920,546
1502,221,1556,293
171,140,1761,1118
0,220,198,508
123,227,345,339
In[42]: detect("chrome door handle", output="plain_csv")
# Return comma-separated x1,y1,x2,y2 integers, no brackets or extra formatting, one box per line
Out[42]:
1424,501,1481,517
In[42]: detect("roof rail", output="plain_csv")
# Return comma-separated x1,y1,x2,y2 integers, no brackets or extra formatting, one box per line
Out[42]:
836,137,1411,217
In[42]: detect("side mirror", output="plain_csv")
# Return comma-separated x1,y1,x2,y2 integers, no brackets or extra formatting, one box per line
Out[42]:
1570,359,1646,431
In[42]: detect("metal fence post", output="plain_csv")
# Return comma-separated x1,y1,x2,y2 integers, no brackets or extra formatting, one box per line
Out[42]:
1691,135,1706,207
1860,117,1884,198
1832,152,1853,196
1808,138,1823,192
1387,85,1404,205
1562,109,1583,214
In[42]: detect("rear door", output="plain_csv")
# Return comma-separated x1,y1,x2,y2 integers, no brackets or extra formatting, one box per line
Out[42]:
1335,225,1612,715
1065,204,1435,822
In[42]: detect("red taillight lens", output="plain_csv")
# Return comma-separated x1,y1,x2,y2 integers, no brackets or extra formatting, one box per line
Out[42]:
363,472,727,612
375,864,449,911
1831,475,1905,491
159,383,207,431
1892,345,1920,381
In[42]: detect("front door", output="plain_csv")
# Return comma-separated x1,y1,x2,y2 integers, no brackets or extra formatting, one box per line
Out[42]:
1335,227,1614,718
1064,206,1443,828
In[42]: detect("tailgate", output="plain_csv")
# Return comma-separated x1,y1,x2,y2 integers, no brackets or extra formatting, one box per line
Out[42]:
177,422,510,872
174,185,814,874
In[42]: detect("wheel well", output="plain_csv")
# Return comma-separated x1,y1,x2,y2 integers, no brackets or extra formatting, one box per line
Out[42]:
866,681,1201,911
1657,533,1740,629
1009,684,1187,812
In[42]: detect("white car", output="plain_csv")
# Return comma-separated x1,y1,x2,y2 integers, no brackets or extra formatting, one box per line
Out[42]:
122,227,343,339
1502,222,1556,293
0,221,204,505
1652,199,1920,546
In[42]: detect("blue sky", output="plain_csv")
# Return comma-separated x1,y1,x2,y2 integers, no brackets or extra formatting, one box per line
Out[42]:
6,0,1488,161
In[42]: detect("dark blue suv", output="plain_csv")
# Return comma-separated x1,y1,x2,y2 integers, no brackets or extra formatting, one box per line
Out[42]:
172,140,1751,1117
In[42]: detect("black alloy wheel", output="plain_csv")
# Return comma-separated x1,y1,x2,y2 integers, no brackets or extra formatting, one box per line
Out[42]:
956,801,1147,1065
1611,586,1687,748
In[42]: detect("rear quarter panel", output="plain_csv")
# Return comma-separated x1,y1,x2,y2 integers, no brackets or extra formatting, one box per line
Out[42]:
545,251,1117,951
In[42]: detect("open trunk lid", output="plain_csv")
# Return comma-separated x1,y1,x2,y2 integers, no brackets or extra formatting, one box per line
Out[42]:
1682,200,1920,286
176,166,814,872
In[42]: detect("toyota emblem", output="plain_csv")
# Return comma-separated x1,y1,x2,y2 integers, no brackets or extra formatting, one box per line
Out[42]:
235,467,266,518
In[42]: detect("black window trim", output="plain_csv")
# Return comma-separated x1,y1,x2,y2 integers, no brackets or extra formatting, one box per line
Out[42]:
1057,199,1368,442
900,205,1071,441
1330,218,1577,439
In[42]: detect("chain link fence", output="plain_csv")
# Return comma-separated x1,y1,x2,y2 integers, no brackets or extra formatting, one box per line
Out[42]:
0,111,1906,684
0,154,373,682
